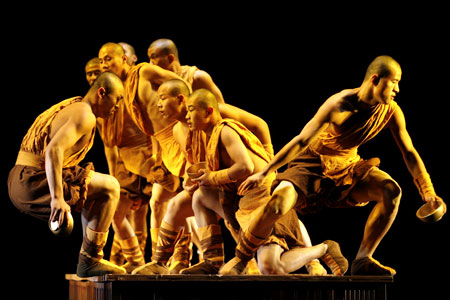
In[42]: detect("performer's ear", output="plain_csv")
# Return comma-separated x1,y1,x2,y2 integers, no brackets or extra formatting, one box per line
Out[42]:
371,74,380,86
177,94,185,105
207,107,214,115
97,87,107,98
168,54,176,63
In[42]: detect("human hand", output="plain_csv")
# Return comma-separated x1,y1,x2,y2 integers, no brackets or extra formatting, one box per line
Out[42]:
50,197,71,225
183,176,199,193
425,195,447,215
238,172,266,195
190,169,212,186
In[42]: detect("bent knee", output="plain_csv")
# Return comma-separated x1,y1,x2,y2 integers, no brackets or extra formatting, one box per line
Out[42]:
265,185,297,216
258,256,284,275
381,179,402,208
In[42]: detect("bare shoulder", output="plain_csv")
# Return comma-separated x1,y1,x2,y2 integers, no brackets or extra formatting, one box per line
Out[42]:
139,63,155,79
220,124,241,146
193,69,210,80
65,102,96,130
173,122,185,144
322,88,359,112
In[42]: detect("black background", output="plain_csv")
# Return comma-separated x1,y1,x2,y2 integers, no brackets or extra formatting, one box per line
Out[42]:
2,7,448,299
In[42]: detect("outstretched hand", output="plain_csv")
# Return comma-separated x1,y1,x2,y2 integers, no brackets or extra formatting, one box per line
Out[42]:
426,195,447,215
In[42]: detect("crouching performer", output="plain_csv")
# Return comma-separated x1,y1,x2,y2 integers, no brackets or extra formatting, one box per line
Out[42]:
8,72,127,277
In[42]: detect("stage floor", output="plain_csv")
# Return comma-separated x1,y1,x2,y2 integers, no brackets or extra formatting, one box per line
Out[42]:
66,273,393,300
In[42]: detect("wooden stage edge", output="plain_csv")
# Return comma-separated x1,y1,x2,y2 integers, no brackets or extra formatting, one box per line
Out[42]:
66,273,393,300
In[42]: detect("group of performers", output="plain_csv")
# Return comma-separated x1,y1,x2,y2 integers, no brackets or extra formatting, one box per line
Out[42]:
8,39,445,278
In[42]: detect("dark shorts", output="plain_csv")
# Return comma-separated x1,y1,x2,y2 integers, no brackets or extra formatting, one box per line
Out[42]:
114,158,151,205
8,163,94,222
272,151,379,214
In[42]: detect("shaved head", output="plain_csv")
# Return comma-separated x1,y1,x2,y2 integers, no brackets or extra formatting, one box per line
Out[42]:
189,89,219,112
148,38,179,60
90,71,123,95
99,42,125,56
364,55,401,81
160,79,190,97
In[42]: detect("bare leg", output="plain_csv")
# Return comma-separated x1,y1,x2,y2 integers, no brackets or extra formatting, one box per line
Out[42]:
350,169,401,260
163,190,195,228
112,195,135,240
219,181,298,275
192,186,223,227
77,172,126,277
150,183,176,230
248,181,298,239
257,243,327,274
84,172,121,232
349,168,401,275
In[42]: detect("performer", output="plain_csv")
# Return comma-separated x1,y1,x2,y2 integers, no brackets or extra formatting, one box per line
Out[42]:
98,42,187,264
133,79,274,274
148,38,225,104
176,89,347,275
84,54,151,273
221,55,446,276
85,57,102,86
8,72,127,277
119,42,138,66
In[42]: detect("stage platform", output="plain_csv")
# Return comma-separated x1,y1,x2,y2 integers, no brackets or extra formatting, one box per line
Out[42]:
66,273,393,300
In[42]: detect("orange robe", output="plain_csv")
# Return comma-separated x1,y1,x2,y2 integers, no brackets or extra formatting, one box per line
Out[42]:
205,119,274,230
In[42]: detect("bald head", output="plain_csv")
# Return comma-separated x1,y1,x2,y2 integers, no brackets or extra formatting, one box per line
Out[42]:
148,38,179,60
189,89,219,112
99,42,125,56
98,42,129,78
160,79,190,98
119,42,138,66
364,55,401,81
90,71,123,95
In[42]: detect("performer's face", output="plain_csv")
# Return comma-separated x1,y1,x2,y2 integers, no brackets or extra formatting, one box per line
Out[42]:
148,46,171,69
85,63,101,86
98,83,124,119
374,66,401,104
185,99,209,131
99,47,126,76
157,85,181,119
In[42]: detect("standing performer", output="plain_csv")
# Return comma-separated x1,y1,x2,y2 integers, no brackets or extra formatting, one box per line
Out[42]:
98,42,186,263
8,72,127,277
84,56,150,271
221,55,446,276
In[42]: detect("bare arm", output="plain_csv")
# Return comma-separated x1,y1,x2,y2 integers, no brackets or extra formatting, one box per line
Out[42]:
193,70,225,103
104,145,119,175
45,108,96,223
389,106,442,203
193,126,254,186
219,103,272,148
238,88,359,195
140,63,184,86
